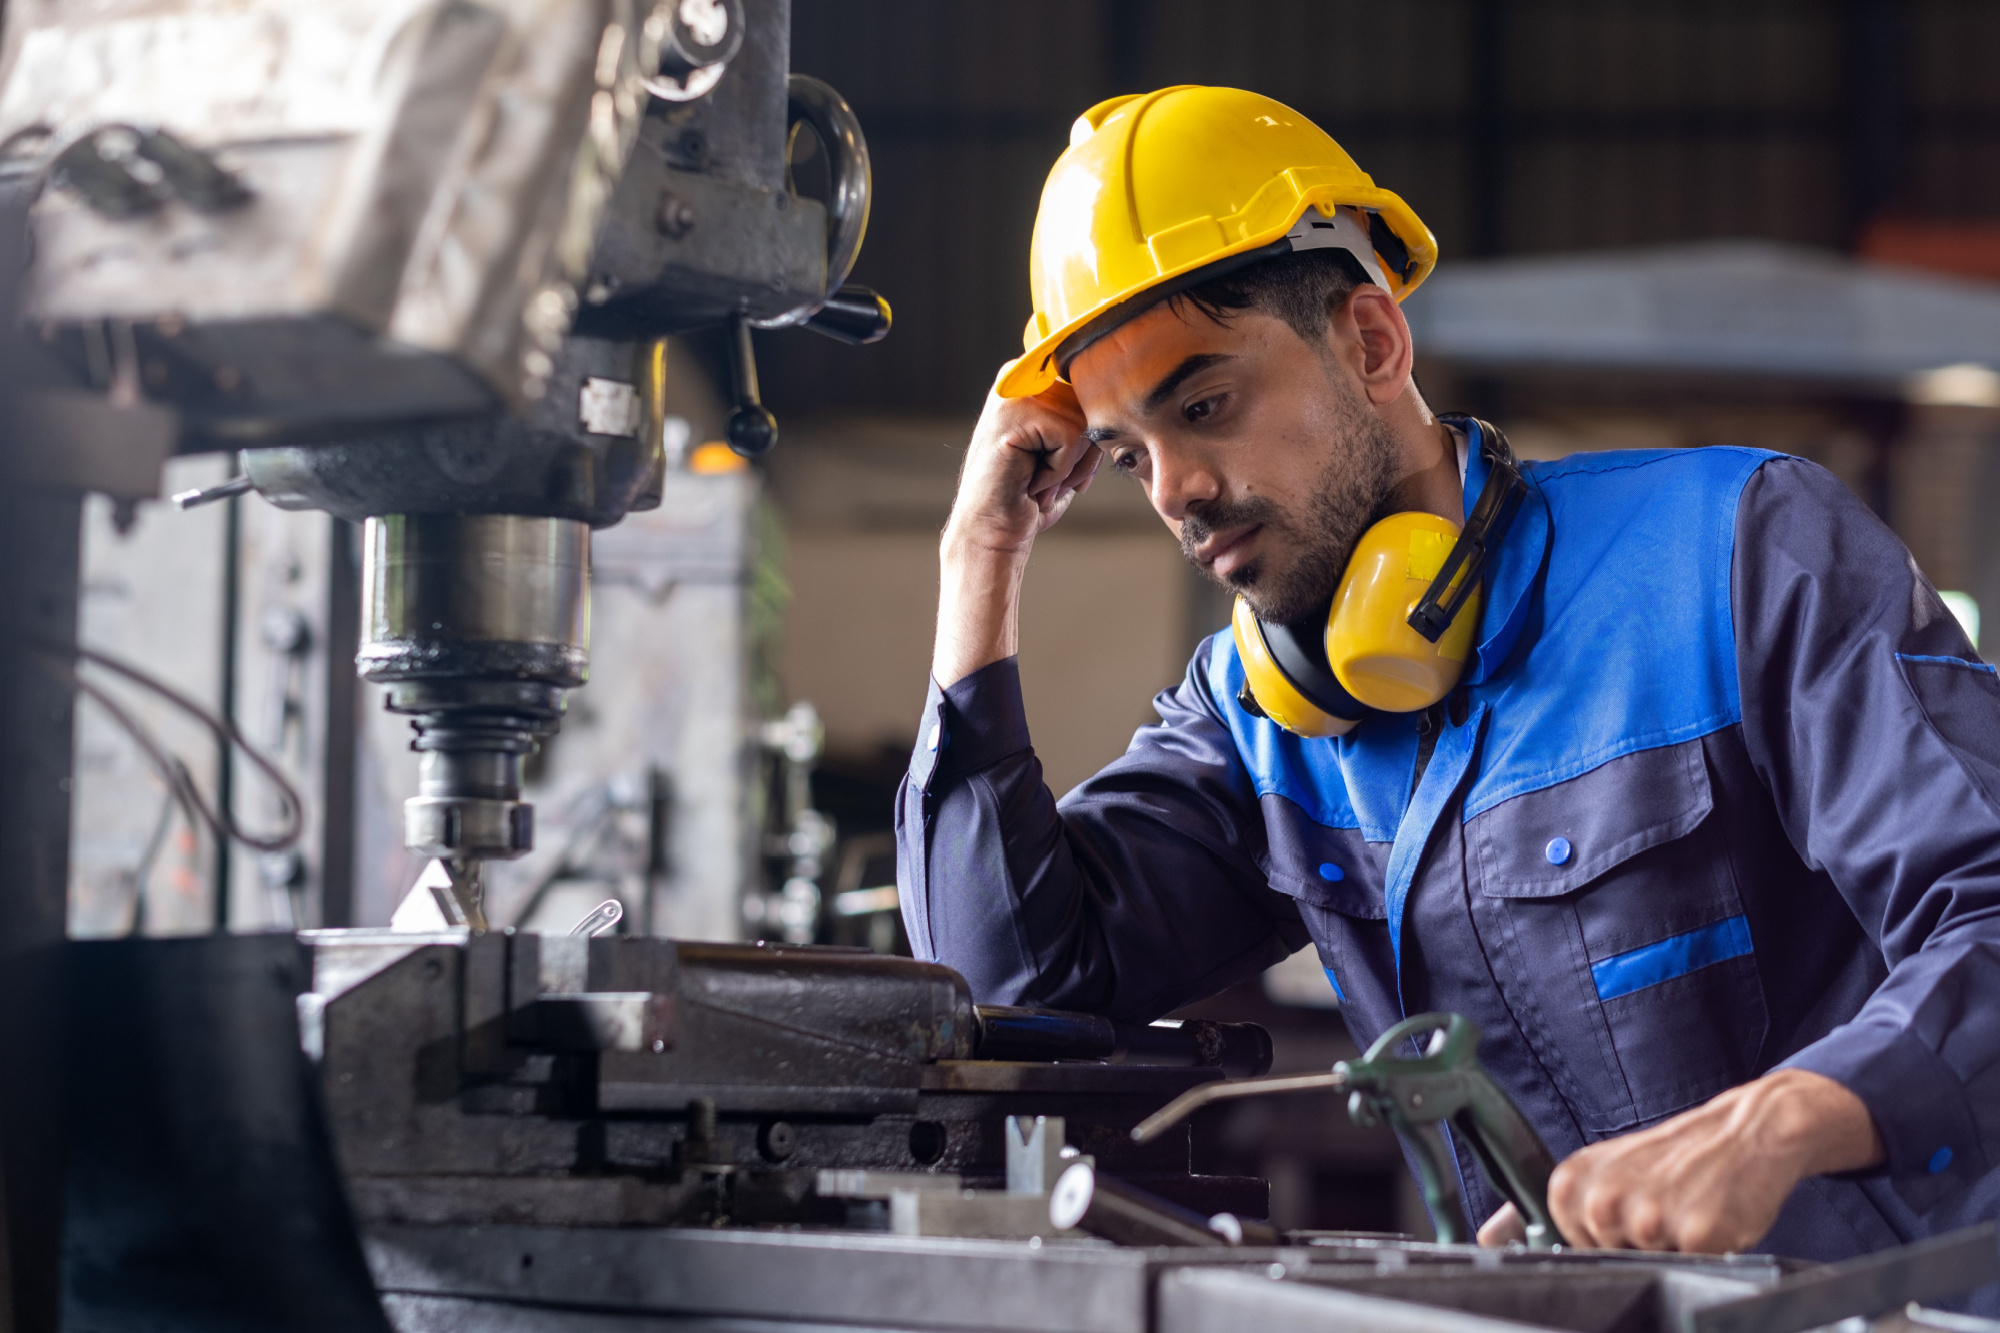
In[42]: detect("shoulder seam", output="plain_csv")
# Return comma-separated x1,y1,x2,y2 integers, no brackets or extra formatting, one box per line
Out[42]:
1529,444,1782,482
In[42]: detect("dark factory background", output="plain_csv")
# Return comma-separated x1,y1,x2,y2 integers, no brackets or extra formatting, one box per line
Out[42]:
755,0,2000,1233
769,0,2000,413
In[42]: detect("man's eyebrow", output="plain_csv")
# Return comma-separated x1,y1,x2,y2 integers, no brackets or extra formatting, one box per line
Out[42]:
1142,353,1233,414
1084,353,1236,442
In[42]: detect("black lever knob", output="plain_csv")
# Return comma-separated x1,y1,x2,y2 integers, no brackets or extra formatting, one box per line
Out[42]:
803,285,892,346
723,314,778,458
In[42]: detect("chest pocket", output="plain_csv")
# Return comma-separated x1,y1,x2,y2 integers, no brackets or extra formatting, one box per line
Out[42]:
1466,740,1769,1134
1257,793,1393,1014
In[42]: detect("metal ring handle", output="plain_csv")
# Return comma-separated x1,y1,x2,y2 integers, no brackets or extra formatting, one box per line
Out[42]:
785,73,870,299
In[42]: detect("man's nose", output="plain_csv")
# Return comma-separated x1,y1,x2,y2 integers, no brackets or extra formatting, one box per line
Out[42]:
1148,444,1222,523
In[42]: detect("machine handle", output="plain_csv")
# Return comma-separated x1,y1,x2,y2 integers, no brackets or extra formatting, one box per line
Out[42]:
787,74,871,296
975,1005,1273,1077
172,473,255,510
802,284,892,345
754,76,882,339
722,314,777,458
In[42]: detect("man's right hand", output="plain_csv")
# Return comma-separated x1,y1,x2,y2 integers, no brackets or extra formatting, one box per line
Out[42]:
932,374,1099,687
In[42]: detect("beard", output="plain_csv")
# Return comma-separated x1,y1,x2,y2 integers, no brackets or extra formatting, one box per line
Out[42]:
1179,378,1402,626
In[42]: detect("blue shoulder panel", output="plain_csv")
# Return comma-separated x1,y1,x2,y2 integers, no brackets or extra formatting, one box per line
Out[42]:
1204,446,1774,845
1204,635,1361,832
1464,447,1773,819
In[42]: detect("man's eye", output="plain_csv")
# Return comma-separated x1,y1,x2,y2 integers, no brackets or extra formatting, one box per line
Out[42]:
1110,450,1142,474
1185,394,1224,423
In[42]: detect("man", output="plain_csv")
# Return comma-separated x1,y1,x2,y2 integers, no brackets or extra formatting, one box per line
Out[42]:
895,85,2000,1264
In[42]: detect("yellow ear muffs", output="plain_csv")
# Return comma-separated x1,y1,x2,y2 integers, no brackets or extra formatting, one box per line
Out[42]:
1326,511,1482,712
1232,416,1525,735
1231,597,1365,739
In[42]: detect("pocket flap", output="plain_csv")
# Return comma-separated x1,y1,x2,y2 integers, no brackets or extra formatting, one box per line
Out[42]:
1268,870,1386,918
1261,795,1386,919
1474,742,1713,898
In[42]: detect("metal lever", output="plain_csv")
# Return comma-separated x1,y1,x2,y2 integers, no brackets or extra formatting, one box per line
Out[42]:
172,474,255,510
1134,1011,1562,1249
755,76,883,337
568,899,623,938
975,1005,1273,1076
802,284,892,345
1047,1161,1276,1249
786,74,871,297
723,314,777,458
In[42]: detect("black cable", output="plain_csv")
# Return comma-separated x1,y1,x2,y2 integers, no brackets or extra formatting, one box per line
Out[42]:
38,639,305,853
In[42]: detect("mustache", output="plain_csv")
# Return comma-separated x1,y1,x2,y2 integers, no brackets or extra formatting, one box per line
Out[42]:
1179,496,1284,561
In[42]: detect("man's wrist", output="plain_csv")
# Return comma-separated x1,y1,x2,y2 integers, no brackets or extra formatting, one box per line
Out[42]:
1745,1068,1885,1178
933,531,1029,688
940,521,1033,570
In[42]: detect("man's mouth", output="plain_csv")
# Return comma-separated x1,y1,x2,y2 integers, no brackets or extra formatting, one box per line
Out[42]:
1197,524,1262,580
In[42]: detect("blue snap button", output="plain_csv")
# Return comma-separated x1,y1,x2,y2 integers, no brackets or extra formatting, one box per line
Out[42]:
1317,863,1344,882
1545,837,1572,866
925,724,941,752
1929,1146,1954,1174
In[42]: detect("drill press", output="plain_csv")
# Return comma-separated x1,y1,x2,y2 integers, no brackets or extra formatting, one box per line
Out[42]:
122,1,890,928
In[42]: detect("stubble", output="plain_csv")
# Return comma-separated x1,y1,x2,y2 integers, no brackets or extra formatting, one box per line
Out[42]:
1180,373,1402,625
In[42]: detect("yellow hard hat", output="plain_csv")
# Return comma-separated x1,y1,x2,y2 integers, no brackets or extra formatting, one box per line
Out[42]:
997,85,1437,400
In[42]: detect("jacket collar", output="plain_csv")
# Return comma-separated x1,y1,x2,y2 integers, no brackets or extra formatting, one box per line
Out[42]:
1451,416,1550,687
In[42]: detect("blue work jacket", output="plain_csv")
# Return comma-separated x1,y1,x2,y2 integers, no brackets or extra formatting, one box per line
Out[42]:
897,427,2000,1267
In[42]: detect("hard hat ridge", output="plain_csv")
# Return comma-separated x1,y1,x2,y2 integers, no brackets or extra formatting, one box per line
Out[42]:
1052,206,1387,379
998,85,1437,399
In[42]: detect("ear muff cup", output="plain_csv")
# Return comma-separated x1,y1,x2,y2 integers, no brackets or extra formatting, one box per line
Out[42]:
1231,598,1366,739
1326,511,1482,713
1232,511,1484,734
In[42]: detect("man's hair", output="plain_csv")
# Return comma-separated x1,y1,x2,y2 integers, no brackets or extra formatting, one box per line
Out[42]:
1167,248,1373,346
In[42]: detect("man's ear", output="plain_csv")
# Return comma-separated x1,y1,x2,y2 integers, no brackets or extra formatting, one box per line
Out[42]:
1338,285,1415,408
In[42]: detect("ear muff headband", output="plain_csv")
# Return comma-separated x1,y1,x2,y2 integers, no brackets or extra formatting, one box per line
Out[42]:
1409,419,1527,642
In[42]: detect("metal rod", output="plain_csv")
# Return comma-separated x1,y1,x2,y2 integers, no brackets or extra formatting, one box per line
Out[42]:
171,474,254,510
1047,1162,1227,1248
213,466,242,932
1131,1070,1349,1143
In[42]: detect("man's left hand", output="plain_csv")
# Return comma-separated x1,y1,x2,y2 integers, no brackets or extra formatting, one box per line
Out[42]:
1479,1068,1883,1253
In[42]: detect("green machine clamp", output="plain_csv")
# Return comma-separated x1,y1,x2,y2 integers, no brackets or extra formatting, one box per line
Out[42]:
1133,1011,1562,1248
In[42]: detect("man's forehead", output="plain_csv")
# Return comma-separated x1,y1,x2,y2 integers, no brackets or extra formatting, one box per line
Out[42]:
1070,303,1246,414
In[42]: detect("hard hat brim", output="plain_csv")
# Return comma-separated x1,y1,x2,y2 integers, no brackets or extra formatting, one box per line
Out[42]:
997,189,1435,400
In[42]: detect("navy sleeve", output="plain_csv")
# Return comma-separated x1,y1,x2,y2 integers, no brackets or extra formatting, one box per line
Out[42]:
1734,455,2000,1211
895,646,1309,1022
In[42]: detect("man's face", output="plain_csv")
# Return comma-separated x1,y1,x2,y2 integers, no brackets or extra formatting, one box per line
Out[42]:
1067,300,1401,626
